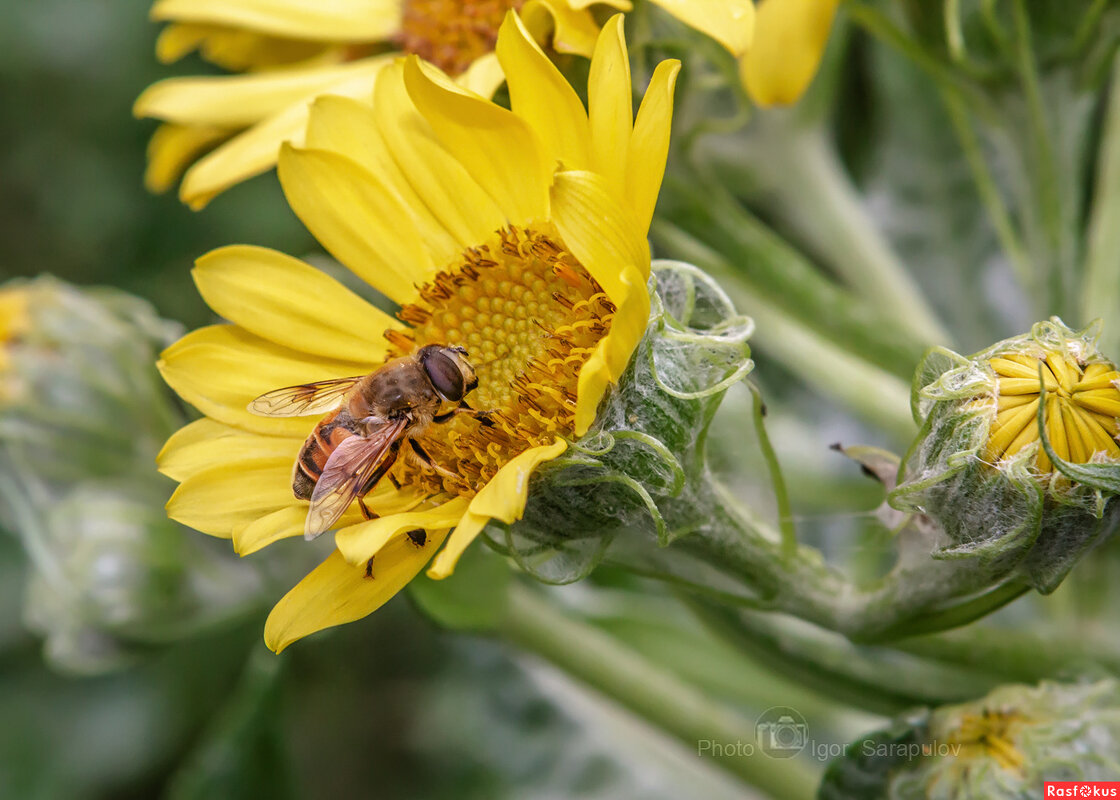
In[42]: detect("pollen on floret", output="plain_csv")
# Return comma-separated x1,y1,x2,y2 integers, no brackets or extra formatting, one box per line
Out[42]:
943,709,1028,773
387,224,615,496
399,0,525,76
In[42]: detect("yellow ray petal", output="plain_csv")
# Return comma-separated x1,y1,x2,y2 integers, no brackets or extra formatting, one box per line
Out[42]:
454,51,507,99
278,144,433,305
626,58,681,235
1074,368,1120,392
498,11,590,172
1083,413,1120,457
551,170,651,300
997,393,1036,411
335,496,471,564
986,398,1038,461
1002,406,1040,458
574,351,612,436
158,325,368,435
167,457,297,536
234,506,309,555
144,123,230,194
1061,402,1091,463
178,62,389,209
1044,352,1077,393
591,265,649,380
193,245,402,362
999,377,1053,395
648,0,754,57
990,357,1041,380
587,15,632,199
522,0,601,57
428,439,567,579
403,56,550,226
151,0,403,42
134,59,386,127
264,536,447,653
158,417,301,482
741,0,840,107
305,95,461,267
1044,395,1070,463
1073,390,1120,417
372,63,506,250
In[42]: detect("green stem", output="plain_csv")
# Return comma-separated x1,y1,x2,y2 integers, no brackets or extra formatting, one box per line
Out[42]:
501,584,822,800
1011,0,1067,313
652,219,916,441
697,125,950,347
940,88,1035,295
748,382,797,561
1082,56,1120,352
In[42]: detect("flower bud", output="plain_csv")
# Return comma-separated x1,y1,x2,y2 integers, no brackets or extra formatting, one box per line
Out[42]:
0,278,258,672
488,260,754,582
820,678,1120,798
890,319,1120,592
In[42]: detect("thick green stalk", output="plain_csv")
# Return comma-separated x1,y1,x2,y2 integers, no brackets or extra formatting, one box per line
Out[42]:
1082,57,1120,353
500,584,822,800
653,219,916,441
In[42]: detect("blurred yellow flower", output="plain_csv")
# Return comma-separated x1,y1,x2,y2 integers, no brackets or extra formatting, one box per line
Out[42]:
0,287,30,402
134,0,631,209
157,13,679,652
735,0,840,107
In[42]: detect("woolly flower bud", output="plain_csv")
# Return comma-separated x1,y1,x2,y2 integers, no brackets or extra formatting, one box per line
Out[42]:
0,278,256,672
820,678,1120,799
487,260,754,582
891,319,1120,592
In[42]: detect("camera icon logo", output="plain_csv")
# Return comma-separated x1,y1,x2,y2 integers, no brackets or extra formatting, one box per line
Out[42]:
755,707,809,758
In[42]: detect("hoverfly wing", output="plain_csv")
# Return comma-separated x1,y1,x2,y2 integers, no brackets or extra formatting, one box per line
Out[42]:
248,377,364,417
304,417,408,539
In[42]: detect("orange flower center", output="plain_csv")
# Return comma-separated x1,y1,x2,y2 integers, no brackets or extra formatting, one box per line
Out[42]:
385,224,614,495
398,0,525,76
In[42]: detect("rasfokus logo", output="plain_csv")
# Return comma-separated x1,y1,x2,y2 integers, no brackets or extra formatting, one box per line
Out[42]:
1045,783,1120,797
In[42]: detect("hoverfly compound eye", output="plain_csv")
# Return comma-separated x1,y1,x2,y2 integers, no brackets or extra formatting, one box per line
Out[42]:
424,349,467,402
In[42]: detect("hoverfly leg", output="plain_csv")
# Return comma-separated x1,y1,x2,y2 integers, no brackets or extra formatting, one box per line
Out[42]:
408,438,459,481
433,403,495,427
364,556,375,579
357,497,379,521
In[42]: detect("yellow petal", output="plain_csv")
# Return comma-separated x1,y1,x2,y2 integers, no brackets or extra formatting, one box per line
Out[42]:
278,144,433,305
574,350,612,436
498,11,591,172
372,63,506,250
1044,395,1069,463
741,0,840,107
193,245,401,362
470,439,568,524
335,496,470,564
551,170,651,301
1073,390,1120,417
1074,369,1120,392
587,15,632,199
134,59,386,127
1061,402,1091,463
305,94,462,267
522,0,601,57
166,457,297,536
264,536,447,653
648,0,754,57
158,325,369,436
151,0,403,42
234,507,308,555
990,357,1041,380
428,439,567,579
158,418,301,482
425,512,488,580
986,398,1038,460
403,56,550,226
178,61,390,209
626,58,680,235
144,123,230,194
454,51,507,99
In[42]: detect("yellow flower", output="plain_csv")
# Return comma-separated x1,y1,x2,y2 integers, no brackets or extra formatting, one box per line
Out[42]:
157,12,680,652
134,0,632,209
0,287,30,403
738,0,840,107
981,351,1120,474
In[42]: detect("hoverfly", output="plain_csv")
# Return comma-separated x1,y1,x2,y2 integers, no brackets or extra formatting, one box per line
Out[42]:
249,345,489,539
